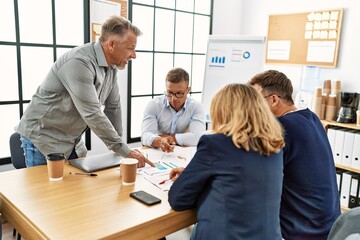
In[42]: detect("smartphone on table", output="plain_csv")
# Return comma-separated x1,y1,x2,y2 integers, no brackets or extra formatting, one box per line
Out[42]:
130,190,162,205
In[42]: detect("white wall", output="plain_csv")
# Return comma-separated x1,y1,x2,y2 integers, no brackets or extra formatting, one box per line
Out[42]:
212,0,243,35
213,0,360,95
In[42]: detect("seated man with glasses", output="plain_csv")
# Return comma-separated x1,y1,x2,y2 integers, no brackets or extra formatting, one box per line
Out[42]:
141,67,206,152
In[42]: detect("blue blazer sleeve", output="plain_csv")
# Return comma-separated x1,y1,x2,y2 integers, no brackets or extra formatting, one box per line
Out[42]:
168,135,213,211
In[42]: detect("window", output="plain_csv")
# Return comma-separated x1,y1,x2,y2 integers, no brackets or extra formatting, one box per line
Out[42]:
127,0,213,142
0,0,88,164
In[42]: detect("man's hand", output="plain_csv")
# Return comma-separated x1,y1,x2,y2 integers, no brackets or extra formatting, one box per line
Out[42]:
152,136,176,152
127,149,154,168
160,136,175,152
169,167,185,182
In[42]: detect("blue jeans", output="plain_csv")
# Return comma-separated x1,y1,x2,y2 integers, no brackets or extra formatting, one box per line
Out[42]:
20,136,47,167
20,136,78,167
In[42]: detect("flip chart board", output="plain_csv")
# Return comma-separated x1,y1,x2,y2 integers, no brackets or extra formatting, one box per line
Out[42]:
201,35,266,118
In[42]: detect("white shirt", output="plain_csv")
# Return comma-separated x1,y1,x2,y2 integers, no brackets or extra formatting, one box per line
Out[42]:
141,95,206,146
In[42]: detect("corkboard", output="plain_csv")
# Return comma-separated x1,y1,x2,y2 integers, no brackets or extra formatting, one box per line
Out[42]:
266,8,343,68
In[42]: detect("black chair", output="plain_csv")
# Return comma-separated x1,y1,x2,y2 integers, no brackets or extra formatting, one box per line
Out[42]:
328,207,360,240
9,132,25,240
9,132,26,169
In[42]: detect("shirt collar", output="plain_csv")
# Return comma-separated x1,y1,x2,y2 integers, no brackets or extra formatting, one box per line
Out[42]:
94,41,109,68
165,96,189,110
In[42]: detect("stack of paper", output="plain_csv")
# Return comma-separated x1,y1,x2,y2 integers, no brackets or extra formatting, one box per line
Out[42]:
137,146,197,191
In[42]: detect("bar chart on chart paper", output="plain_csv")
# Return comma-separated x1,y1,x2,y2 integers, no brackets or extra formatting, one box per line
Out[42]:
210,56,226,66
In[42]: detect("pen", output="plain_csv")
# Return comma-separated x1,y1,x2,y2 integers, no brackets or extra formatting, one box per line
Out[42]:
69,172,97,177
159,178,171,185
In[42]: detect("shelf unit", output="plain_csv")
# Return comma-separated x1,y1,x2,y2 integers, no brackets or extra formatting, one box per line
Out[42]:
322,120,360,132
321,120,360,212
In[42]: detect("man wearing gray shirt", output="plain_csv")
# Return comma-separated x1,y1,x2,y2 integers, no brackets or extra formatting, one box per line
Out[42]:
141,68,206,152
16,16,153,168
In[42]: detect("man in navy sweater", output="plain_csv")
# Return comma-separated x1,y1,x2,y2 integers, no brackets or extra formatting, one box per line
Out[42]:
249,70,341,240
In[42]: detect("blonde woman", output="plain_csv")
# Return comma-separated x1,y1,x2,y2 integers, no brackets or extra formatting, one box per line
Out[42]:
168,83,285,240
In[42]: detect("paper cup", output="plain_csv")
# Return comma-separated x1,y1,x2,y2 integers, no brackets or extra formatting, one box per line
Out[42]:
46,153,65,181
120,158,138,186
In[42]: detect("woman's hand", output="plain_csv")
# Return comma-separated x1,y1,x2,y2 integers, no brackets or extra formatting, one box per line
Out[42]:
169,167,185,181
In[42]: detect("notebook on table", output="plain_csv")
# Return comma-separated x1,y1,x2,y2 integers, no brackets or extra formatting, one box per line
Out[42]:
68,152,122,173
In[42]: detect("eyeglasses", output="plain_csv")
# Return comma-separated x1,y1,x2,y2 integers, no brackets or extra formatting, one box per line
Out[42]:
164,90,188,98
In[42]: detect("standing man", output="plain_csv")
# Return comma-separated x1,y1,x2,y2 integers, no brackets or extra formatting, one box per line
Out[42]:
141,67,205,152
16,16,153,168
249,70,340,240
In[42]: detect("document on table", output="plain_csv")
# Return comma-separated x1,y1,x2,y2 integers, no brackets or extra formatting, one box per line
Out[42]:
144,174,173,191
137,146,197,191
139,146,196,164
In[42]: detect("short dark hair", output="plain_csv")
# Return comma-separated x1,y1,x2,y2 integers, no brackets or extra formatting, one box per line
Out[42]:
249,70,294,104
166,68,189,85
99,16,142,43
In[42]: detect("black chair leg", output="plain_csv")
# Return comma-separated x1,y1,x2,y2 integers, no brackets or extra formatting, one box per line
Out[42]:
13,228,22,240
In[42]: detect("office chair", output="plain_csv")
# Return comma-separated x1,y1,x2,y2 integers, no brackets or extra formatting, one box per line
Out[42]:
9,132,26,169
9,132,25,240
328,207,360,240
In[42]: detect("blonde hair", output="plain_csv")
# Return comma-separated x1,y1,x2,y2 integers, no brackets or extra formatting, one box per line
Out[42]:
210,83,285,156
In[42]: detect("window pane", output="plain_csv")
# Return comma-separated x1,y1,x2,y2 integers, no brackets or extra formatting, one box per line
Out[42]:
0,46,18,101
195,0,211,15
156,0,175,8
193,15,210,53
191,55,206,92
133,0,154,5
131,96,152,138
55,0,84,46
190,92,202,103
0,0,16,42
132,52,153,95
18,0,53,44
23,103,30,112
175,12,193,53
155,8,174,52
154,53,174,94
21,47,54,100
0,105,20,158
174,54,192,83
133,5,154,51
176,0,194,12
56,47,73,60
